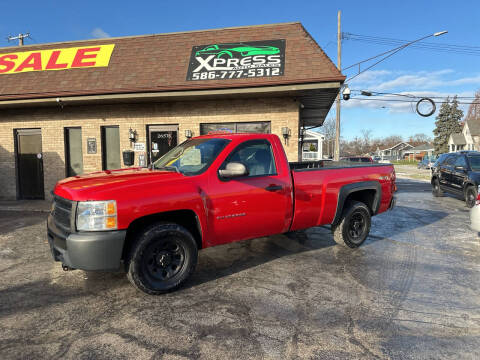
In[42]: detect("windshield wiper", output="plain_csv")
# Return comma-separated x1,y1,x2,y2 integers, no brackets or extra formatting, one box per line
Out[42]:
154,166,180,173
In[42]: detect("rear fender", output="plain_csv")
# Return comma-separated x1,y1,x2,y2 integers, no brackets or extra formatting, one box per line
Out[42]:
332,181,382,226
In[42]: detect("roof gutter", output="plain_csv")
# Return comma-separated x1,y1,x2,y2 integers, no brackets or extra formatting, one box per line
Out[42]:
0,82,341,109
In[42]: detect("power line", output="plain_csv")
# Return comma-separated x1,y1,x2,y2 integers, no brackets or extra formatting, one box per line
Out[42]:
343,32,480,56
349,97,480,105
350,90,479,100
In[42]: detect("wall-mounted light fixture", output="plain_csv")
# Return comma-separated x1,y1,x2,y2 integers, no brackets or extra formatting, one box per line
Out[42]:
128,128,137,144
185,129,193,139
282,127,291,145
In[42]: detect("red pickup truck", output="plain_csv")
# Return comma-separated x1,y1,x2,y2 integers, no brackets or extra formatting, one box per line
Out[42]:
47,133,396,294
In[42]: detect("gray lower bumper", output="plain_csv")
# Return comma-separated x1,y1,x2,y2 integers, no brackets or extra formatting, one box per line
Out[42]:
47,215,126,271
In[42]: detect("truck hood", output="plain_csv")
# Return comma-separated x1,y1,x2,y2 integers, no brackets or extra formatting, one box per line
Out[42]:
54,167,185,201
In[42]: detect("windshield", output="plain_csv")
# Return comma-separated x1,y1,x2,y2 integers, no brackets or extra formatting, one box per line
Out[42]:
152,138,229,175
468,156,480,171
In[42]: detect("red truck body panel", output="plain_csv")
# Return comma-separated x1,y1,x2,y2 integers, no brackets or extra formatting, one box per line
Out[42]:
54,133,395,249
290,166,394,231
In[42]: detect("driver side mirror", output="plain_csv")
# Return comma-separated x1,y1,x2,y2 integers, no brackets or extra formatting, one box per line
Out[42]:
218,162,248,179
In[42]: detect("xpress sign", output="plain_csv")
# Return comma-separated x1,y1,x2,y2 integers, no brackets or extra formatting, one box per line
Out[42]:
186,39,285,81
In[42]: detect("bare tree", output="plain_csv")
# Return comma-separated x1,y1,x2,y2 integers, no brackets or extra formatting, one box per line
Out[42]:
383,135,404,148
408,133,432,146
320,117,337,158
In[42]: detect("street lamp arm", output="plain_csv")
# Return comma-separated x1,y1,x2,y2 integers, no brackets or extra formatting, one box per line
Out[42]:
344,31,448,82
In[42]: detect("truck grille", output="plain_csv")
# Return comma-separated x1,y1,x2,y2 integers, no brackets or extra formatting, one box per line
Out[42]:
53,196,73,233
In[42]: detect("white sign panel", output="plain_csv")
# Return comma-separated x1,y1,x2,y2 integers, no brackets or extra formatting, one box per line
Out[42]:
133,143,145,152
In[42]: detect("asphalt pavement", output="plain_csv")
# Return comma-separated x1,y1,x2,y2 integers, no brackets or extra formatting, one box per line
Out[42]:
0,179,479,359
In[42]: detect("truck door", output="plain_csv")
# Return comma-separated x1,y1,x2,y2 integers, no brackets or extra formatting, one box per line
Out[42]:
439,154,456,188
206,139,292,245
451,155,468,190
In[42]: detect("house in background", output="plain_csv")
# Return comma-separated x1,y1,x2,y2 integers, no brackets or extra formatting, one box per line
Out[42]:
448,120,480,152
377,142,413,161
300,130,325,161
403,143,435,160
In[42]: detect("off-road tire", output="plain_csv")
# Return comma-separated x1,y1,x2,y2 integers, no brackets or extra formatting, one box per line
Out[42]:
332,201,371,248
432,178,443,197
465,185,477,208
126,222,198,295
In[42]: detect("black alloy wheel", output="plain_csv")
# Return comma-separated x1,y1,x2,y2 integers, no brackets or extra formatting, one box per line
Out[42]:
432,178,443,197
465,186,477,208
127,223,198,295
332,201,372,248
348,212,367,243
142,238,185,283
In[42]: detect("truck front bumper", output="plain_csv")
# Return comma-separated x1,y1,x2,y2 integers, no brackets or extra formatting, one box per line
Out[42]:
47,214,126,271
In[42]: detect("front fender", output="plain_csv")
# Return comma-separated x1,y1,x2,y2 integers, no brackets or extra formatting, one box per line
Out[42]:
117,182,207,239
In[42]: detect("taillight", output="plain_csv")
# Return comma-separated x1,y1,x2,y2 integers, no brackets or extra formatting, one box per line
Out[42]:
392,169,397,192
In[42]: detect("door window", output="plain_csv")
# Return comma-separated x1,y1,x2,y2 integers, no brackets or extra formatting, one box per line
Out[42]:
444,155,456,166
101,126,121,170
65,127,83,177
221,140,276,177
454,156,467,168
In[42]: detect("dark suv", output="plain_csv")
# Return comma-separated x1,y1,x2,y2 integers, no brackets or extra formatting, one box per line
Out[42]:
431,151,480,207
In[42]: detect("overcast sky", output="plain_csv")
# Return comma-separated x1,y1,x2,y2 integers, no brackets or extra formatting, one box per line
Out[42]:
1,0,478,140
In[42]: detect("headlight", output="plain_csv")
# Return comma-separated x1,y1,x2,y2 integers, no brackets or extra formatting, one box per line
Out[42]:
76,200,117,231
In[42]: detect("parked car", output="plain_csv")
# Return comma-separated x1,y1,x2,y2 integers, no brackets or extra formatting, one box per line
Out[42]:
47,133,396,294
373,156,382,163
431,151,480,207
341,156,374,163
417,158,429,169
418,155,438,169
470,186,480,233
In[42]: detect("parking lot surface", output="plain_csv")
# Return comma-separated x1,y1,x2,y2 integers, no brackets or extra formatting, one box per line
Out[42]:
0,179,479,359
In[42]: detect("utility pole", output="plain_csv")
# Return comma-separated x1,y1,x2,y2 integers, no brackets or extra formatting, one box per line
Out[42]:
7,33,30,46
334,11,341,161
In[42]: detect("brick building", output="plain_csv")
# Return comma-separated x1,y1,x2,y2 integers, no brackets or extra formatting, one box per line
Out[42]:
0,22,344,201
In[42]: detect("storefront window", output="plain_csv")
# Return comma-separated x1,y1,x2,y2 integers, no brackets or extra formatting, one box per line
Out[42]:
200,122,271,135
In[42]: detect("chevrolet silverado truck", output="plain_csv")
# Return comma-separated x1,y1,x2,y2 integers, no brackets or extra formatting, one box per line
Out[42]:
47,133,396,294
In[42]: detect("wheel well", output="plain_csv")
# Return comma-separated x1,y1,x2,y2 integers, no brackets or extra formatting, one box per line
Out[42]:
123,210,203,260
344,189,376,215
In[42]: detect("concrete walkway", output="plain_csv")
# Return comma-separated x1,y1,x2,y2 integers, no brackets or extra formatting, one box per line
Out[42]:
0,200,51,213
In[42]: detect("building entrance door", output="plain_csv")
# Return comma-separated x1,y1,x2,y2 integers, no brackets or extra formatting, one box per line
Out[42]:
147,125,178,164
101,126,121,170
15,128,44,199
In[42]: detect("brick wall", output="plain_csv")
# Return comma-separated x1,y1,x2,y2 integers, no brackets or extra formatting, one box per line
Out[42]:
0,97,299,200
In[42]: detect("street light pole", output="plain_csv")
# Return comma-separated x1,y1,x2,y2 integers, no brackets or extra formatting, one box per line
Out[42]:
334,10,342,161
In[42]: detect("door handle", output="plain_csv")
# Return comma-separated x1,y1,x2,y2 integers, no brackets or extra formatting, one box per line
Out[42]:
265,184,283,192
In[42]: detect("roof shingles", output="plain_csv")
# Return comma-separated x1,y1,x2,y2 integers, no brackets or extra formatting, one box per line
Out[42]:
0,23,344,101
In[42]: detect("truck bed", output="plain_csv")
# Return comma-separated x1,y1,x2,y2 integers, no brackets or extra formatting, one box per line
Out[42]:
289,160,392,171
288,161,395,231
